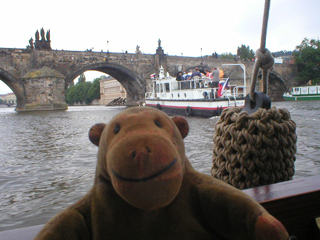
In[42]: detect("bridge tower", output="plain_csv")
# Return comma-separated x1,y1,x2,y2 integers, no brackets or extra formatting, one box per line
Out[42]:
19,67,68,111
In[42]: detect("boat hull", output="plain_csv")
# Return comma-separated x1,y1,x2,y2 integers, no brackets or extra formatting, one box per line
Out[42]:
283,95,320,101
145,98,245,117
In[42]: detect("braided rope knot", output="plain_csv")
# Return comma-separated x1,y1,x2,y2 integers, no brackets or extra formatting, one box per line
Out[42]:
255,48,274,70
212,106,297,190
250,48,274,97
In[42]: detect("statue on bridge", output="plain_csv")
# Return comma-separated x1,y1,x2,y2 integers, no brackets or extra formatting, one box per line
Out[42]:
27,38,34,50
156,38,164,55
35,30,40,41
135,45,142,54
40,28,45,41
30,28,52,50
46,30,50,42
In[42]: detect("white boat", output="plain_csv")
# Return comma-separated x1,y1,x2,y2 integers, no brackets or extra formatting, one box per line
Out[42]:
145,64,246,117
283,85,320,101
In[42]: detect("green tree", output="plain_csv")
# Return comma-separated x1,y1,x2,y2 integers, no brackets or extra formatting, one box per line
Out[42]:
76,81,92,104
66,75,102,105
66,85,77,105
220,52,235,60
78,73,86,83
237,44,255,61
88,78,101,100
293,38,320,84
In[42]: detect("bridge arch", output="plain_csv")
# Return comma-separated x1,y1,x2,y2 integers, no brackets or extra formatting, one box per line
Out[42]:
263,71,288,101
67,62,145,105
0,67,25,110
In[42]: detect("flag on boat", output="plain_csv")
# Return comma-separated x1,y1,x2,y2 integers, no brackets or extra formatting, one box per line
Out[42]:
218,78,229,97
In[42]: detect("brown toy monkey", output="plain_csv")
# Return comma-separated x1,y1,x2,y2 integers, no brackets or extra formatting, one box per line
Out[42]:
35,106,288,240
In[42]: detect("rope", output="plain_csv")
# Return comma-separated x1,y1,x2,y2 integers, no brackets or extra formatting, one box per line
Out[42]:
211,0,297,190
260,0,271,51
212,107,297,189
250,0,274,100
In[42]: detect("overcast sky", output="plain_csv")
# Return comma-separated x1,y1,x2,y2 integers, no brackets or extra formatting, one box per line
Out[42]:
1,0,319,94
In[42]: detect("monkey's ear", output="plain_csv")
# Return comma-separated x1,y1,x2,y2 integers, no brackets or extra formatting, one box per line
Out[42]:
171,116,189,139
88,123,106,146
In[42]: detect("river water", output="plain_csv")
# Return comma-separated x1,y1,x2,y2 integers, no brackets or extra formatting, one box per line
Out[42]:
0,102,319,232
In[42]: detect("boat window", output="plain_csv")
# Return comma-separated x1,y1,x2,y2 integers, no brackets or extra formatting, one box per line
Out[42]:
165,83,170,92
156,84,160,93
309,86,317,94
301,87,308,94
158,84,164,93
171,82,179,90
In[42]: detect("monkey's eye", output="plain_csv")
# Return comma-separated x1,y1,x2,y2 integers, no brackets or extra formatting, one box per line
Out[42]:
154,120,162,128
114,124,121,134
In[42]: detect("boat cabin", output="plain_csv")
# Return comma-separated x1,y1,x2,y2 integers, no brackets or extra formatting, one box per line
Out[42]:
292,86,320,96
145,77,245,101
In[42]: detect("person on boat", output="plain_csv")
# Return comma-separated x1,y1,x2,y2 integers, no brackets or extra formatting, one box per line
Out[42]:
190,68,202,79
191,68,202,88
219,68,224,78
201,70,211,88
211,67,220,87
186,70,193,80
182,72,188,80
199,69,206,78
176,72,184,81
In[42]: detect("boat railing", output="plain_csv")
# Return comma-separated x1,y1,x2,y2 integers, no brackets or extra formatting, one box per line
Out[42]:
171,77,228,91
145,77,246,100
227,85,246,98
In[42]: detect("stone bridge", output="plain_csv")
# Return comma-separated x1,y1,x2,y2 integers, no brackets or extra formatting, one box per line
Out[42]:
0,45,297,111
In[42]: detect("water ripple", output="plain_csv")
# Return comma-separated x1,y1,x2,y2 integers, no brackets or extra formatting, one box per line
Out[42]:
0,103,319,231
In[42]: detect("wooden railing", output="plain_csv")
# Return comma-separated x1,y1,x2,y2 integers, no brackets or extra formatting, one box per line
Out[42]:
243,175,320,240
1,176,319,240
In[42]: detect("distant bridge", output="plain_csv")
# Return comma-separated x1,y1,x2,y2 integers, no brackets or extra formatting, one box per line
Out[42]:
0,46,297,111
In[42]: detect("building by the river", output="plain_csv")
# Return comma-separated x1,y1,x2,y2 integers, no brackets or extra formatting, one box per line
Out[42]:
99,76,127,105
0,93,16,105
